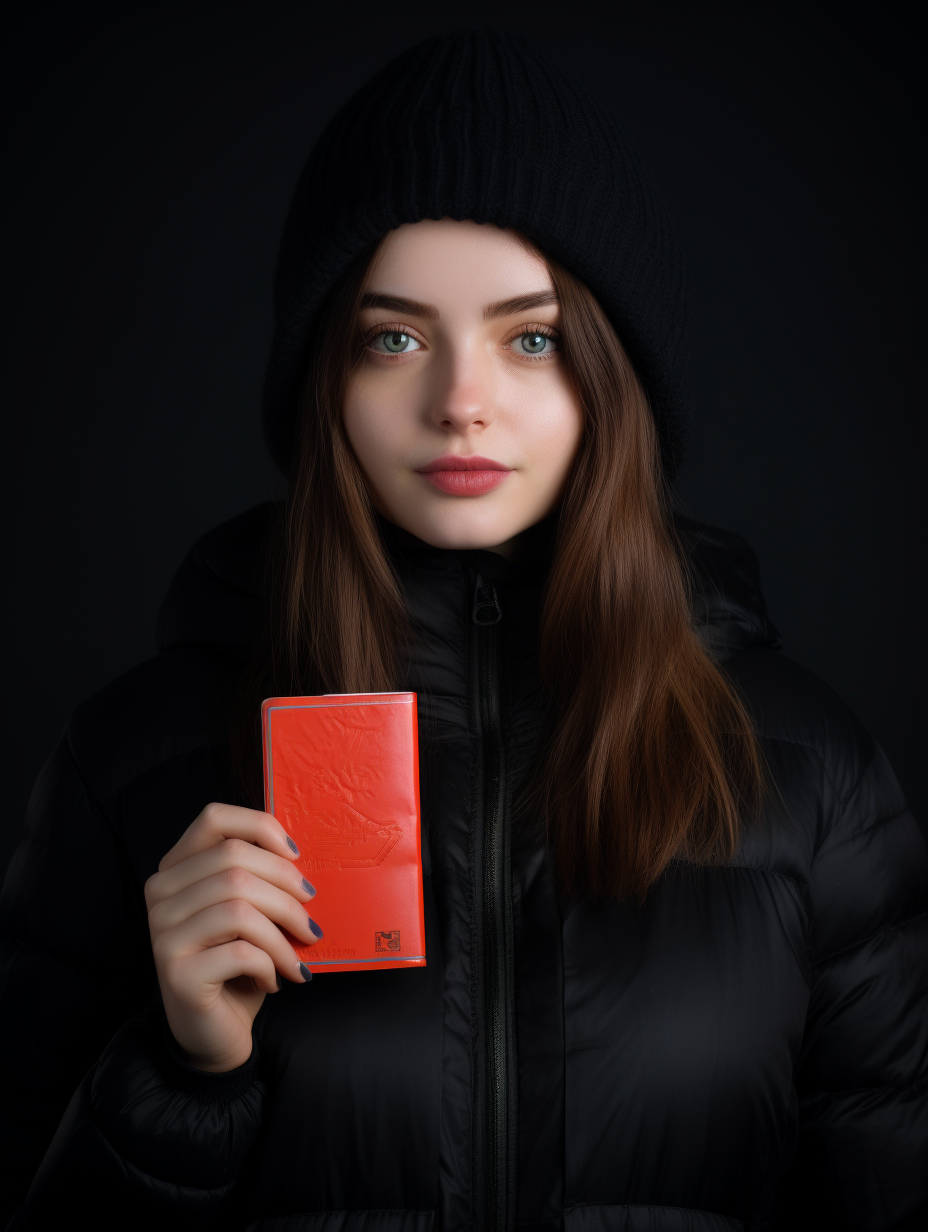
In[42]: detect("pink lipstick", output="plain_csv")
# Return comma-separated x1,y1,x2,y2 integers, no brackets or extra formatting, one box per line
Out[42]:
416,455,513,496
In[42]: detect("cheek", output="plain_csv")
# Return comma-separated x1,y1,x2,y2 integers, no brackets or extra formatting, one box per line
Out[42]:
342,375,406,480
513,376,584,478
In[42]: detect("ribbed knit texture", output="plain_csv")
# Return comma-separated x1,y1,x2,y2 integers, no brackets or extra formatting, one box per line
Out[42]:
263,30,691,478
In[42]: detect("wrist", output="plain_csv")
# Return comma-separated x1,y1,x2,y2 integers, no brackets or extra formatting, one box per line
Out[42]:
158,1011,260,1101
180,1040,254,1073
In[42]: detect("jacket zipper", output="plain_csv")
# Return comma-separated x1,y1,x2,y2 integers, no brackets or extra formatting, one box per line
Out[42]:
471,573,512,1232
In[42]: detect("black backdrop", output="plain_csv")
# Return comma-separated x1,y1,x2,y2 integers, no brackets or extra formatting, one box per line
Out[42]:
3,4,923,881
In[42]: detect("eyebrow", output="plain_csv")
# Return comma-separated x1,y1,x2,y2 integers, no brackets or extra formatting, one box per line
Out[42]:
483,290,557,319
359,288,557,321
360,293,439,319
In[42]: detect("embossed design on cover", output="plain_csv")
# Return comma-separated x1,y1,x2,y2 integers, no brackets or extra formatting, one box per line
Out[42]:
277,708,404,870
296,803,401,869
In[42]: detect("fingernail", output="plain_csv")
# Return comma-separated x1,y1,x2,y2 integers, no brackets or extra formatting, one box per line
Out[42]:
286,836,300,855
306,916,324,940
301,878,316,897
299,962,312,982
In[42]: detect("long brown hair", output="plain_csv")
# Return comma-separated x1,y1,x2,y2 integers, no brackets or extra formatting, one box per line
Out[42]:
236,236,762,900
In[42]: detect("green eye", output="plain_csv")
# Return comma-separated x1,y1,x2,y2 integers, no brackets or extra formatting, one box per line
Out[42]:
370,330,421,355
514,331,556,356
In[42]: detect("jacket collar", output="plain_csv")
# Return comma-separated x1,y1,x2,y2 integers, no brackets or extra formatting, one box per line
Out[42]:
157,501,781,664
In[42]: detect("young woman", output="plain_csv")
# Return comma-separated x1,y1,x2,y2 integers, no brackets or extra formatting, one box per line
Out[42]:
2,31,925,1232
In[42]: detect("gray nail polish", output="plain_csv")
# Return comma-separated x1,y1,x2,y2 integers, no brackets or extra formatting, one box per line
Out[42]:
307,916,324,940
299,962,312,982
286,836,300,855
301,878,316,897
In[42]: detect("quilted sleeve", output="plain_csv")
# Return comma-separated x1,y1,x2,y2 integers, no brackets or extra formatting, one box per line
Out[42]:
8,1007,266,1229
777,743,928,1231
0,735,152,1221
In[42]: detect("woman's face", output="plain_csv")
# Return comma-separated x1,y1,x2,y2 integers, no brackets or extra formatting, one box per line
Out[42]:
343,218,583,556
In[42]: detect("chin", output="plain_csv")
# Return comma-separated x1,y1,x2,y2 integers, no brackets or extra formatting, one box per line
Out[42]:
404,511,522,552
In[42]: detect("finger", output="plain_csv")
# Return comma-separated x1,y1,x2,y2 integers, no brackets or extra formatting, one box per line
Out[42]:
154,899,320,980
150,867,317,940
147,837,309,908
158,803,298,873
173,938,283,998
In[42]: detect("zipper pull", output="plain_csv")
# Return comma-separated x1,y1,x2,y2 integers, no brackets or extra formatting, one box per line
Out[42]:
472,574,502,625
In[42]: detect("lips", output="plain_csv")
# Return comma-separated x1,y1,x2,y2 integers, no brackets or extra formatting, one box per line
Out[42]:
416,455,513,496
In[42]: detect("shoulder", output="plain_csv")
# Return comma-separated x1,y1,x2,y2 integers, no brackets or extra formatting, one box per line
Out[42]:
156,501,274,653
67,645,241,807
675,515,914,863
726,650,926,937
724,647,874,808
67,502,274,807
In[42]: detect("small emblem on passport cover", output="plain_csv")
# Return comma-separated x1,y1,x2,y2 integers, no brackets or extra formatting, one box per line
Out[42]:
262,693,426,975
375,930,401,952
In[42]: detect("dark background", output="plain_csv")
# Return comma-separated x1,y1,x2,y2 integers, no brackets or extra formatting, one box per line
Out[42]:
2,4,923,880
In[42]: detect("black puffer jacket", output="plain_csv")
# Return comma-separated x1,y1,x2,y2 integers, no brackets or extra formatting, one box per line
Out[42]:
1,505,926,1231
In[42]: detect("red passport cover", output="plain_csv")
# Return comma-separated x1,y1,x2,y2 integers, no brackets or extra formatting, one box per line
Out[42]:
262,692,426,974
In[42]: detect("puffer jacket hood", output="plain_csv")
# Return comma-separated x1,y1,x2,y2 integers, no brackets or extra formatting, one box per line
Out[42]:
154,502,782,663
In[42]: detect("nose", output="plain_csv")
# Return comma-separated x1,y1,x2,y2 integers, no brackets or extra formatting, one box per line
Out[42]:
429,349,495,435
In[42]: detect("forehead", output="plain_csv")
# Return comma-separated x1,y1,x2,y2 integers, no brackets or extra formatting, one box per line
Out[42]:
364,218,552,306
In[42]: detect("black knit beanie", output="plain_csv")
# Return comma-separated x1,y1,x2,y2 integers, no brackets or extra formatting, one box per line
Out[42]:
263,30,690,479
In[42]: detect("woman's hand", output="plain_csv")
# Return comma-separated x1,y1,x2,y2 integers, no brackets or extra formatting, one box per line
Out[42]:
145,803,319,1072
